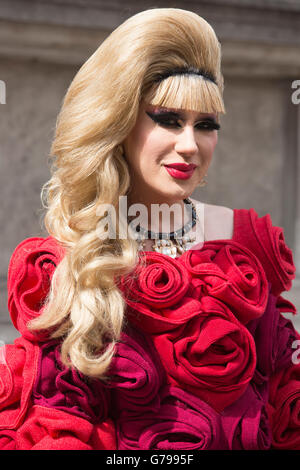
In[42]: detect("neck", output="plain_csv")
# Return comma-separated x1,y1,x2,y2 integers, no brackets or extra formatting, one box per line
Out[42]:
126,192,191,234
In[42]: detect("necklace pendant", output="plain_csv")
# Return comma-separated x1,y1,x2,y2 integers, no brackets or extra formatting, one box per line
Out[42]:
153,241,177,258
163,244,177,258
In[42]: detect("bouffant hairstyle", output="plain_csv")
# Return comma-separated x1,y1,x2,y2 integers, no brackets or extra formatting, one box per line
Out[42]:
28,8,225,378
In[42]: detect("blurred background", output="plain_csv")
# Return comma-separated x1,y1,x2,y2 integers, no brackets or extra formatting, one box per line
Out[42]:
1,0,300,342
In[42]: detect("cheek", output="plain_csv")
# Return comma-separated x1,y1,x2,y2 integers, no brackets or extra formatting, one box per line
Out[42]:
200,133,218,159
131,131,169,169
125,124,161,163
212,132,218,149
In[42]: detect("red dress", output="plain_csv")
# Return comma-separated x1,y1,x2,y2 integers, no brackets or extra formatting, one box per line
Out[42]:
0,208,298,450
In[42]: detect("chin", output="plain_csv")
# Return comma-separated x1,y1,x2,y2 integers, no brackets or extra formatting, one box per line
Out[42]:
168,189,193,202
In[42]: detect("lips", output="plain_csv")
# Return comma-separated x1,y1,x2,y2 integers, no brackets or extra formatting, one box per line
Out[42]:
164,164,196,180
165,163,197,171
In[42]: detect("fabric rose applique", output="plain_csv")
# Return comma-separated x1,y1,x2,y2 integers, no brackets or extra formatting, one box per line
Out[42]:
233,208,296,296
0,336,40,434
247,286,299,387
32,339,111,424
221,382,272,450
115,383,227,450
178,240,269,325
107,324,166,416
267,360,300,449
7,237,66,341
119,245,265,412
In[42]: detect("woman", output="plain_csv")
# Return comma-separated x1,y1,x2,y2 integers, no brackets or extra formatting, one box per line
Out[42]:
1,8,299,450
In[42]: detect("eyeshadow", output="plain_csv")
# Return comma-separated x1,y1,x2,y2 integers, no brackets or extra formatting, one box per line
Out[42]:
146,110,220,128
146,105,217,121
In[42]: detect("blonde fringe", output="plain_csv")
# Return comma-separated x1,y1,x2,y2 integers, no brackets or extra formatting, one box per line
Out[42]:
28,7,225,379
146,74,225,114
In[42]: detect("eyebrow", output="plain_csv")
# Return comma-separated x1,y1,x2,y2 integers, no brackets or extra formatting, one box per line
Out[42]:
146,105,217,120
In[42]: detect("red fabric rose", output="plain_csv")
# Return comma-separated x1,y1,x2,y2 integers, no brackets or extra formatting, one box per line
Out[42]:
120,251,191,308
178,240,269,324
0,336,40,430
7,236,66,341
267,363,300,449
152,296,257,412
15,405,117,450
119,252,200,333
233,208,296,296
119,251,258,412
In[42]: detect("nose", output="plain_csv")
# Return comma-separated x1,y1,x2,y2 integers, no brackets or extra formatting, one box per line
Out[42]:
174,125,198,156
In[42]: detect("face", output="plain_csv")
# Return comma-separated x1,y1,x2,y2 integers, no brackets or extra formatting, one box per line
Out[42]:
123,100,219,206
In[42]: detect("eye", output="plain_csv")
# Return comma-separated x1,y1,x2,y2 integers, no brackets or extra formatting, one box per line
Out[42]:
146,111,221,132
195,120,220,131
159,118,181,128
146,111,181,128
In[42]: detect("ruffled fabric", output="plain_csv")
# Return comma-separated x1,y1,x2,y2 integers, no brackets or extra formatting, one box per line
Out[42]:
7,236,66,341
32,339,111,424
233,208,296,296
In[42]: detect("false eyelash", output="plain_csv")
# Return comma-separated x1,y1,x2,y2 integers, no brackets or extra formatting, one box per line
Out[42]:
146,111,220,131
196,120,220,131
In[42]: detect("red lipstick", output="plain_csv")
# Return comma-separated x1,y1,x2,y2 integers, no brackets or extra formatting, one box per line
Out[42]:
164,163,197,180
165,163,197,171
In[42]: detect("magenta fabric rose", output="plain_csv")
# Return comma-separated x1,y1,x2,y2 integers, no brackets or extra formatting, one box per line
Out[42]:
117,385,227,450
221,383,271,450
108,325,166,415
267,362,300,449
247,286,298,383
32,339,110,424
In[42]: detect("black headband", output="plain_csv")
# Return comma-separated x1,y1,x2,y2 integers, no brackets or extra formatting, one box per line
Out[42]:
153,66,217,85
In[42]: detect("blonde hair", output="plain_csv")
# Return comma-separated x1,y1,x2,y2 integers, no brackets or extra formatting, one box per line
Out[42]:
28,8,225,378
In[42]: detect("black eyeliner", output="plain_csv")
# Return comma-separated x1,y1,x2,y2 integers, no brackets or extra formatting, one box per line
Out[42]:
197,118,220,130
145,110,220,130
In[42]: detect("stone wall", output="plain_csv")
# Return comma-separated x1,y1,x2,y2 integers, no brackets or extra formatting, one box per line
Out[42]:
0,0,299,342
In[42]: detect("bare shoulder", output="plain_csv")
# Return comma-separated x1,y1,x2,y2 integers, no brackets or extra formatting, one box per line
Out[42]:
189,198,234,240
